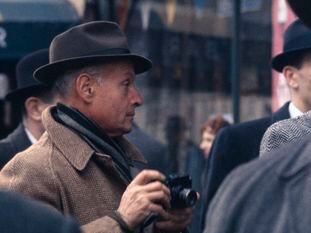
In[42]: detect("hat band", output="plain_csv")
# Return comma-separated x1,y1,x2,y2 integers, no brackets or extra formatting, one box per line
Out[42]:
52,48,132,62
284,34,311,52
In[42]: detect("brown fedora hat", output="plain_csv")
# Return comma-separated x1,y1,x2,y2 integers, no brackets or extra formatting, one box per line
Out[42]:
287,0,311,28
34,21,152,86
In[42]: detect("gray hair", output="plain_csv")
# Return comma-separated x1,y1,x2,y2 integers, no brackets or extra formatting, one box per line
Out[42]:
52,64,102,99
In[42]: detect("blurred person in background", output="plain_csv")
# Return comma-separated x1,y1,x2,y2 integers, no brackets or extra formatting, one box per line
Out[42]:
164,115,204,177
259,19,311,156
203,3,311,232
200,115,230,158
164,115,204,233
126,122,168,174
199,15,311,231
0,49,56,169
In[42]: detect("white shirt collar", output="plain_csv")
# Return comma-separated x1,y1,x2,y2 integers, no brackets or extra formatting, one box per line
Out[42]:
24,127,37,144
289,102,304,118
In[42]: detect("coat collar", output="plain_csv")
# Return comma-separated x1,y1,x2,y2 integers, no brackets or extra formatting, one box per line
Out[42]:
42,106,147,171
271,101,290,124
274,136,311,178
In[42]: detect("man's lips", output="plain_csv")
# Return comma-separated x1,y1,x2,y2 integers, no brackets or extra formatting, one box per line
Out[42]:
126,112,135,117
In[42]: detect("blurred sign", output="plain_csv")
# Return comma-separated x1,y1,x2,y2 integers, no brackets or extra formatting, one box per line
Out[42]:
217,0,263,17
0,0,80,59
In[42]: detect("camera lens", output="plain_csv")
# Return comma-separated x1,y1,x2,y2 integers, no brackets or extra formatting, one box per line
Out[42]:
179,189,198,207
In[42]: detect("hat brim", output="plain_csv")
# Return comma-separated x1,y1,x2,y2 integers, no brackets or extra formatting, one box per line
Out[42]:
5,85,45,102
272,48,311,72
34,54,152,86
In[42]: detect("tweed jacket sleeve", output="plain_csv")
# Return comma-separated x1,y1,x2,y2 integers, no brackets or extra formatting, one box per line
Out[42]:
259,112,311,156
0,150,61,210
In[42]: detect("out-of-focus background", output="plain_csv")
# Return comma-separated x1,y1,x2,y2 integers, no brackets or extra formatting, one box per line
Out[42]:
0,0,296,143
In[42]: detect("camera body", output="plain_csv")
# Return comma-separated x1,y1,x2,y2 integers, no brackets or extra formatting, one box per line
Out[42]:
165,174,198,209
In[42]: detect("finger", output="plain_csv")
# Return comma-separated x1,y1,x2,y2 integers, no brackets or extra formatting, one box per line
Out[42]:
145,191,171,209
130,170,165,186
155,218,192,231
166,208,193,223
168,212,193,223
148,203,170,219
142,181,170,196
169,207,193,215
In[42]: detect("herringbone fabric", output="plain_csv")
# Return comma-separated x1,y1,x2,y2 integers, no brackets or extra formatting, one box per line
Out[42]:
260,111,311,156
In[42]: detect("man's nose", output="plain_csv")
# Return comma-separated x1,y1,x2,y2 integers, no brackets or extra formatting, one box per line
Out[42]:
132,87,144,107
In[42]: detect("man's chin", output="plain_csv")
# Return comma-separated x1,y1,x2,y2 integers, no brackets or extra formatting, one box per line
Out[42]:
123,127,132,135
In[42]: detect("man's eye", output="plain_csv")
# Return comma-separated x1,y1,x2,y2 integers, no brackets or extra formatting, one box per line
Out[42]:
122,80,130,86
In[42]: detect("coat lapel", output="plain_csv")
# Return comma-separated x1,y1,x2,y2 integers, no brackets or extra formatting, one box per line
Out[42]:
42,107,148,182
271,102,290,124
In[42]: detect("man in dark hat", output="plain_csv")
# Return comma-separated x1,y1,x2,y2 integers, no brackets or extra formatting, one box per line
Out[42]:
0,21,192,233
0,49,56,169
200,17,311,230
202,19,311,233
200,2,311,233
259,19,311,155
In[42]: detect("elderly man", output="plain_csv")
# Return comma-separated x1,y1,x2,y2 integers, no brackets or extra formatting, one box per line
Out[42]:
0,21,192,233
0,49,55,169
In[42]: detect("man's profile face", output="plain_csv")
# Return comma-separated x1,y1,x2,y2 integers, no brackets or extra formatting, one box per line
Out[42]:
294,54,311,111
89,60,143,137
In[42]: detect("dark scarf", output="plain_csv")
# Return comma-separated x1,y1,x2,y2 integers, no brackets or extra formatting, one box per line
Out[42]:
51,103,133,182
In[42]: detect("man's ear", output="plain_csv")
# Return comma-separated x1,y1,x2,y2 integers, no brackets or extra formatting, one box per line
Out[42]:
24,97,43,121
283,66,299,89
74,74,97,103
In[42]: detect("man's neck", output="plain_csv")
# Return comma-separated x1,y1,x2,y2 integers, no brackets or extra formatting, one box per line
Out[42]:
23,118,43,142
289,101,305,118
24,127,38,144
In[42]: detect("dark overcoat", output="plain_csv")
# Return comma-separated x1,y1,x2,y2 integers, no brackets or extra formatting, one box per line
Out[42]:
203,136,311,233
0,124,31,169
200,102,290,229
0,190,80,233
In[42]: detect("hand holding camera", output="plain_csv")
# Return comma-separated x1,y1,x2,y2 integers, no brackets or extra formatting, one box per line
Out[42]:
117,170,171,230
117,170,197,232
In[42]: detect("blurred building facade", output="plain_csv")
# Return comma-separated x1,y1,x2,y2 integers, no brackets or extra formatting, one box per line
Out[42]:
0,0,286,145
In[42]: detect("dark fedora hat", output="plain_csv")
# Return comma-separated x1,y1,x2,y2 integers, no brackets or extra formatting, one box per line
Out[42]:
287,0,311,28
272,19,311,72
6,49,49,101
34,21,152,86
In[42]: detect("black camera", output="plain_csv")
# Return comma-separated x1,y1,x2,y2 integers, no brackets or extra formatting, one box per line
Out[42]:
165,174,198,209
142,174,198,229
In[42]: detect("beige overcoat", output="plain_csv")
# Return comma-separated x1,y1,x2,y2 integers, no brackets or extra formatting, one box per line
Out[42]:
0,107,151,233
